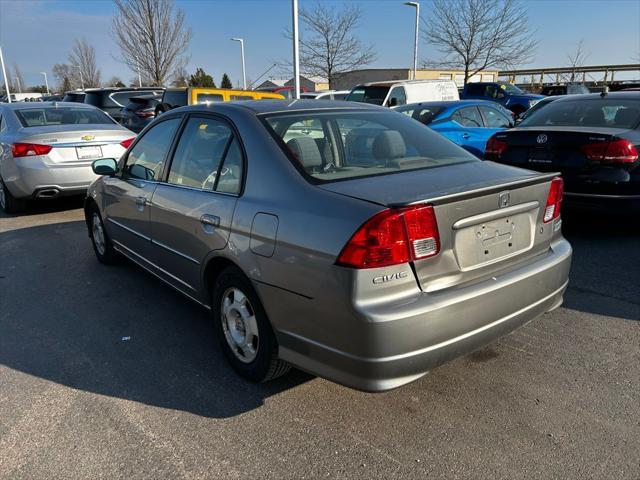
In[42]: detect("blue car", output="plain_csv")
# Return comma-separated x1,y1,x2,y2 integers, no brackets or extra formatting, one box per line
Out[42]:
394,100,515,157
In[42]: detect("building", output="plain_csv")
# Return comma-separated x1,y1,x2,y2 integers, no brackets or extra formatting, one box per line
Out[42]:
330,68,498,90
255,75,329,92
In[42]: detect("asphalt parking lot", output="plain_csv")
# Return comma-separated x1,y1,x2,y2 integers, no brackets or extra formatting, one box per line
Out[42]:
1,198,638,480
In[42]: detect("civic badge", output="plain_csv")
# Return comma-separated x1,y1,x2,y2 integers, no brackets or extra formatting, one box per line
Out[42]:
81,135,95,141
536,134,548,144
499,191,510,208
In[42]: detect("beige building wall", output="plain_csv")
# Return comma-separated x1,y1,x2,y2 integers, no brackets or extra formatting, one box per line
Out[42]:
332,68,498,90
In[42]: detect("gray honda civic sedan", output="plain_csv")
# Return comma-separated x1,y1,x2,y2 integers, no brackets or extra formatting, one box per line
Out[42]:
84,100,572,391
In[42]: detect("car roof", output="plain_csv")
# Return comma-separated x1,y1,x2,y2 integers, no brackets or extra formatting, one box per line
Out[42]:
1,101,99,111
397,99,503,109
356,79,454,88
541,91,640,102
169,99,383,116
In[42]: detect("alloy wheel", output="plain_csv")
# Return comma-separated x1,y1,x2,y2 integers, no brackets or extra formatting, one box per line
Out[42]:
92,213,106,256
220,287,259,363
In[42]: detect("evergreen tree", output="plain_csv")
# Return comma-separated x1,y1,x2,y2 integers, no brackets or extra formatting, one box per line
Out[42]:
220,73,233,89
189,68,216,88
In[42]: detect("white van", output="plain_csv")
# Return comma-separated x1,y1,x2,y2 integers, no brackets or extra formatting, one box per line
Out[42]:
346,79,459,107
4,93,44,102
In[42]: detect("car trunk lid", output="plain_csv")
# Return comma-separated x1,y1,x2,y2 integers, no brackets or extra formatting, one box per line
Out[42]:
18,125,133,163
321,161,561,292
487,126,634,172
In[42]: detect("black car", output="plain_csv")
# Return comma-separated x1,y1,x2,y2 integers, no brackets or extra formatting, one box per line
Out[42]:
82,87,164,118
116,93,162,133
485,92,640,212
540,84,590,96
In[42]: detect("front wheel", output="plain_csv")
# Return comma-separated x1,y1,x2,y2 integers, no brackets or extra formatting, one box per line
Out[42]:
212,267,291,382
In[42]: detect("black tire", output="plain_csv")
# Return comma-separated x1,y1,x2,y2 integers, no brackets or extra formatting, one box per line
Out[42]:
212,266,291,383
88,205,119,265
0,176,26,214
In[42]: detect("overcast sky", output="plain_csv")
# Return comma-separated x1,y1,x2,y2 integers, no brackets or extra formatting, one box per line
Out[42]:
1,0,639,88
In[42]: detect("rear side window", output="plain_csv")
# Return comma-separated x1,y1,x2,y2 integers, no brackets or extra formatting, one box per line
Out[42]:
347,86,390,105
124,118,181,181
465,84,485,96
264,110,476,183
167,117,243,193
520,99,640,129
230,95,253,101
452,107,483,127
14,107,115,127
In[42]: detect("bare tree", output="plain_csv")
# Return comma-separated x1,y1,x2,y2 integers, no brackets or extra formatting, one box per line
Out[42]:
171,66,189,87
112,0,192,86
68,38,101,87
426,0,538,85
288,3,376,88
52,63,77,91
12,63,25,93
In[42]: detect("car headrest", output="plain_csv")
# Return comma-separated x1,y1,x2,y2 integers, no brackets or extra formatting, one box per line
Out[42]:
614,108,639,127
373,130,406,159
286,137,322,169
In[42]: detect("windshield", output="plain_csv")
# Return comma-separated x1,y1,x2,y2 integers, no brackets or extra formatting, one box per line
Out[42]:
519,98,640,129
15,107,115,127
263,110,476,183
500,83,523,95
346,86,390,105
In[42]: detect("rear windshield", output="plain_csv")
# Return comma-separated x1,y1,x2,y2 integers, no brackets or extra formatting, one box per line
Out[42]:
346,86,390,105
519,98,640,129
62,93,85,103
395,105,446,125
15,107,115,127
263,110,476,183
196,93,223,104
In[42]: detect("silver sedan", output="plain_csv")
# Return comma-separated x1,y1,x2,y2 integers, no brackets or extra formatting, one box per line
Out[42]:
84,100,572,391
0,102,134,213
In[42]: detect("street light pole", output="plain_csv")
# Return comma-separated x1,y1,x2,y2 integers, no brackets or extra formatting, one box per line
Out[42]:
404,2,420,80
14,76,22,93
73,64,85,90
231,38,247,90
0,46,10,102
292,0,300,99
135,55,142,87
40,72,50,95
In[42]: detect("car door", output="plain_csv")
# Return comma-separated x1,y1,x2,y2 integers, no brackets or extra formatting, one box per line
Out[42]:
478,104,514,153
386,87,407,107
101,116,182,260
449,106,486,155
149,115,243,292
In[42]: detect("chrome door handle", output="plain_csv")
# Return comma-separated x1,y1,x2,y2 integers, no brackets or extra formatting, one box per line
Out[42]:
135,196,148,206
200,214,220,227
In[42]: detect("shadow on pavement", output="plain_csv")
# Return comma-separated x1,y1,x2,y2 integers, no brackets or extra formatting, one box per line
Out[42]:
0,195,85,220
561,210,640,321
0,220,312,419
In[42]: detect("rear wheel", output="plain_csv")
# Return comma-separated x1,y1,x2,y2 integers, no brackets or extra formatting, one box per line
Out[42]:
89,206,118,264
0,177,26,214
212,267,291,382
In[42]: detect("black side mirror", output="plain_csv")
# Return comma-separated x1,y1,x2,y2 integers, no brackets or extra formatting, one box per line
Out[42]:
92,158,118,176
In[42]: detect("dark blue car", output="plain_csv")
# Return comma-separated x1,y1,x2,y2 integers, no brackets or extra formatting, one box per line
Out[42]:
395,100,515,156
460,82,545,116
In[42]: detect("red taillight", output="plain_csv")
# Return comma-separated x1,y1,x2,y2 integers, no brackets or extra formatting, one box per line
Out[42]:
11,143,53,158
580,138,638,164
134,109,155,119
543,177,564,223
337,205,440,269
120,137,135,149
485,135,509,159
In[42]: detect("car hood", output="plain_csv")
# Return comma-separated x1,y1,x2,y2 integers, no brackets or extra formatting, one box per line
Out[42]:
317,160,546,207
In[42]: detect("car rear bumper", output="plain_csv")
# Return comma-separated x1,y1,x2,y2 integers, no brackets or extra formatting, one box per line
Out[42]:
564,192,640,214
274,238,572,392
2,156,98,198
